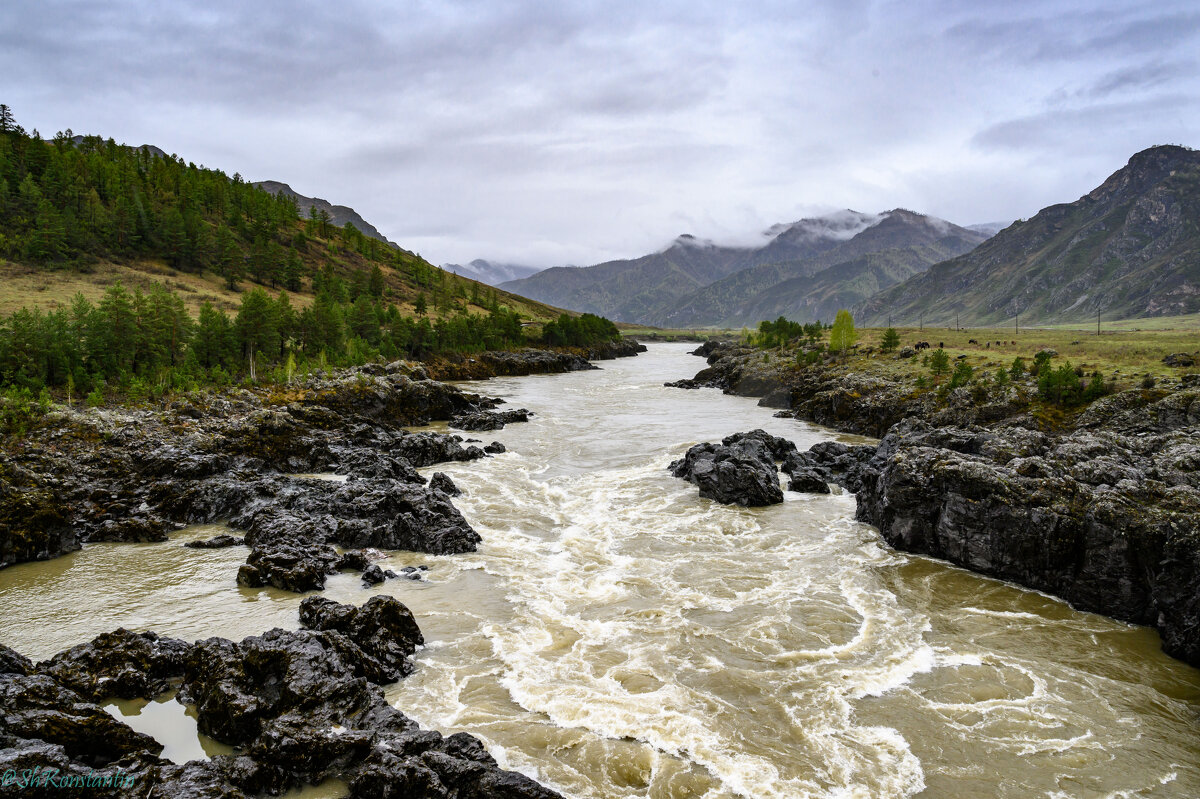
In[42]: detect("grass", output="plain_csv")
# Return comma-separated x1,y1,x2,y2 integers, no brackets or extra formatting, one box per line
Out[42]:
843,324,1200,388
1037,312,1200,331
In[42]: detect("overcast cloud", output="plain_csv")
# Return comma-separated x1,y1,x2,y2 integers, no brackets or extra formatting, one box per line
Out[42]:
3,0,1197,266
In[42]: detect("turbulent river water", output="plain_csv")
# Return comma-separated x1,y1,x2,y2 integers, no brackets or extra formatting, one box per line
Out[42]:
2,343,1199,798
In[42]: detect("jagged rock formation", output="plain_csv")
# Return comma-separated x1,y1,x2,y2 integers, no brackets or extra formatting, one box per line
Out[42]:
0,598,563,798
668,430,796,506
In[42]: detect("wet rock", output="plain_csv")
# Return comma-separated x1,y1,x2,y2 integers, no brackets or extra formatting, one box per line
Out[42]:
854,418,1200,666
4,599,563,799
362,564,387,585
664,379,700,389
484,442,506,454
450,409,530,432
690,340,725,358
91,512,171,543
0,480,78,569
723,429,798,461
391,432,486,468
298,596,423,678
237,540,343,593
0,641,33,675
669,440,784,507
429,472,462,496
338,550,372,571
1163,353,1196,367
783,462,832,494
0,673,163,765
184,534,244,549
38,629,190,701
336,449,425,482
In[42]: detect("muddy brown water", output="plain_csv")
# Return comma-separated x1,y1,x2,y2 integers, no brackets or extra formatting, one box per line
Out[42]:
2,343,1198,798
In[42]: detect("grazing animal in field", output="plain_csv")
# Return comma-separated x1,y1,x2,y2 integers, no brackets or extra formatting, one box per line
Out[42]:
968,338,978,345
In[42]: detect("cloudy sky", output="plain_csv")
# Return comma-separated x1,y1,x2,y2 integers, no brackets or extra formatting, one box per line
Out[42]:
3,0,1197,267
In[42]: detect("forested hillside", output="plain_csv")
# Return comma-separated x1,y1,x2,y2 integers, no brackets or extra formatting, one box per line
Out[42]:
0,107,619,401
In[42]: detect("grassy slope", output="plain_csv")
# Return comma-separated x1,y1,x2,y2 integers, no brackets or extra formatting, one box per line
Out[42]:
0,224,569,324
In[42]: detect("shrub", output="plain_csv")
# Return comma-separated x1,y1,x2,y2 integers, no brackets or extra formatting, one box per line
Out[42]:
1038,361,1082,405
1083,372,1109,402
1032,350,1054,375
929,349,950,381
948,361,974,389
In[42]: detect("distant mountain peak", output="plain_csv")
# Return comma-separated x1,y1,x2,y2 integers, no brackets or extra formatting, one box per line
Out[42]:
769,209,886,245
667,233,720,251
442,259,543,286
858,144,1200,325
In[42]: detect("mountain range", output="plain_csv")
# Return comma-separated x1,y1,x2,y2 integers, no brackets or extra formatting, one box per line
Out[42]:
442,259,543,286
499,209,987,326
857,145,1200,325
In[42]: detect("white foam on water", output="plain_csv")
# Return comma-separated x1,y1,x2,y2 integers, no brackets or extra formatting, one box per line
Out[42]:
397,442,937,799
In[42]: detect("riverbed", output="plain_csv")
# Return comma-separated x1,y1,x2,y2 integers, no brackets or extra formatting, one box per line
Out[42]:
1,342,1197,798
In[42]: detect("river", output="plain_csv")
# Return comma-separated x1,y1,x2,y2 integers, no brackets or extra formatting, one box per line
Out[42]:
1,342,1198,798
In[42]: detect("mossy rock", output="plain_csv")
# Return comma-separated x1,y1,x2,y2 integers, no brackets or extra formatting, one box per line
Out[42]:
0,481,78,568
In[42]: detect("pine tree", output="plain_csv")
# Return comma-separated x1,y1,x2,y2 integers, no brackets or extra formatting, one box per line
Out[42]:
880,327,900,353
929,348,950,383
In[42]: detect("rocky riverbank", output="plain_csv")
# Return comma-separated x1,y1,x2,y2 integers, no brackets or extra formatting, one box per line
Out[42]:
0,344,640,586
0,596,562,798
677,341,1200,666
422,339,646,381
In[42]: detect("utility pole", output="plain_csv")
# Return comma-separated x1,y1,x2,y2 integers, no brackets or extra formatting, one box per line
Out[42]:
1097,308,1101,336
956,312,960,331
1015,312,1019,335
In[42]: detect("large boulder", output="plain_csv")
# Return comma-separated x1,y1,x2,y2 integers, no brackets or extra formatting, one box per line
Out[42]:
669,431,787,507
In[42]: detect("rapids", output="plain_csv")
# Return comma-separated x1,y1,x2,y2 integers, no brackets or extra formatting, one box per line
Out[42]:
1,343,1198,798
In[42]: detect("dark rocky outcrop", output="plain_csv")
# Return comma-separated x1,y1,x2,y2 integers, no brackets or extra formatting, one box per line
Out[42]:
429,472,462,497
850,415,1200,665
1,370,496,589
37,629,190,701
423,340,643,381
0,598,563,798
0,478,78,568
184,534,244,549
668,429,794,506
450,408,531,431
784,441,877,495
